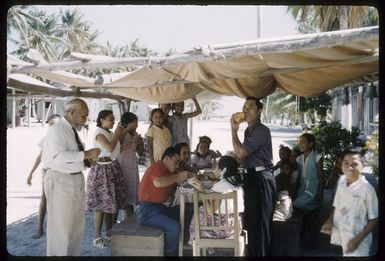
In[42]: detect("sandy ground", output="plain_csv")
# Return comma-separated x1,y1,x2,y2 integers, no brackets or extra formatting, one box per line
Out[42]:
6,119,329,256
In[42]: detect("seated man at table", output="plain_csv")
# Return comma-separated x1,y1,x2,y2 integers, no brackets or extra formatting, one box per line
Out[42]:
175,142,198,174
136,146,195,256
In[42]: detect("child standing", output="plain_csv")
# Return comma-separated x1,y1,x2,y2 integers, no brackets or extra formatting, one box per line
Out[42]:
117,112,144,217
86,110,126,248
293,133,324,249
159,103,172,132
275,159,299,200
271,145,292,173
170,97,201,146
320,147,378,256
26,114,61,239
146,108,172,165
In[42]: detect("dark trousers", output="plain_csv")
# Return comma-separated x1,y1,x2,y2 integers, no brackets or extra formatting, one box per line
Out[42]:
243,168,276,257
136,202,193,256
295,207,318,247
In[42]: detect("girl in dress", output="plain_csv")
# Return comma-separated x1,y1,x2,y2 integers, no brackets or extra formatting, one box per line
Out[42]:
146,108,172,165
293,133,324,249
191,137,215,170
86,110,126,248
188,156,244,244
26,114,61,239
117,112,144,217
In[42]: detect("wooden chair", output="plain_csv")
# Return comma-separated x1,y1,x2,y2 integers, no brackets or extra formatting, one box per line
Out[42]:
192,190,245,256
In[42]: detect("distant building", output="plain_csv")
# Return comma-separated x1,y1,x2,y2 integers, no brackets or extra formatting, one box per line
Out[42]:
331,81,379,137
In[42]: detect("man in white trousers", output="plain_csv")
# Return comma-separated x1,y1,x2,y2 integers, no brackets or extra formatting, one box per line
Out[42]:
42,98,101,256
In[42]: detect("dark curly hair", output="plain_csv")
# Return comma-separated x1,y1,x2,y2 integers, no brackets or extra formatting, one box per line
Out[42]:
121,112,138,127
218,156,243,186
96,110,113,131
149,108,164,123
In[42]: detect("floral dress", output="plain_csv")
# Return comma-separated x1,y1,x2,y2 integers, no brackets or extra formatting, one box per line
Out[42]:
86,127,126,213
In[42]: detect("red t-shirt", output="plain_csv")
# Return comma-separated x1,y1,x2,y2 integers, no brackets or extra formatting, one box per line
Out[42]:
138,160,173,203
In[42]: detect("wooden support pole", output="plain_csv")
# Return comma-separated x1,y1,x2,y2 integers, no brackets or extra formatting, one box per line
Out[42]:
7,78,126,101
11,89,16,128
27,96,31,127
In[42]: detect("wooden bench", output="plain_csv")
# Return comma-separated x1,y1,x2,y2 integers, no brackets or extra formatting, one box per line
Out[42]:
110,214,164,256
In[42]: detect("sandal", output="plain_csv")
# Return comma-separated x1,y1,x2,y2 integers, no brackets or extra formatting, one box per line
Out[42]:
93,237,106,249
104,236,111,242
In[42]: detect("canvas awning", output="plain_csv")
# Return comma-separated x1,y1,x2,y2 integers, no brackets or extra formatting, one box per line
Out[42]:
8,26,379,103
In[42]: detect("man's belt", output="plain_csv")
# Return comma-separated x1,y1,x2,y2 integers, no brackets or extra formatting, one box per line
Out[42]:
254,166,266,172
46,168,82,175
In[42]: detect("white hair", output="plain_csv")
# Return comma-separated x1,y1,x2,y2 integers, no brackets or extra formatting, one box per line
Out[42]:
64,98,87,114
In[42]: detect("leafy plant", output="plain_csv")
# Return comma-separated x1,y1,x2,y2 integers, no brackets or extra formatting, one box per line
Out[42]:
364,130,378,177
299,91,332,123
292,121,365,179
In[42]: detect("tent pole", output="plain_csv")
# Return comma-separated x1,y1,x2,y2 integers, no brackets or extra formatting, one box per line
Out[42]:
41,97,45,127
11,89,16,128
189,103,193,147
27,96,31,127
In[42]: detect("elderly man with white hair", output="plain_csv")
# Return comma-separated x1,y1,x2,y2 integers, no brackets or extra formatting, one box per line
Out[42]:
42,98,101,256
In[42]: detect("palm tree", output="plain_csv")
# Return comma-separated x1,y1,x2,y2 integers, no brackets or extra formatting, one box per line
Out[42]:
7,5,42,47
56,8,99,60
8,6,59,62
287,6,378,32
286,5,378,127
263,91,298,125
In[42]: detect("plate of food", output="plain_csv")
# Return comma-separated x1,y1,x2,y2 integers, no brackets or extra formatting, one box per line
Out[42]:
95,156,113,165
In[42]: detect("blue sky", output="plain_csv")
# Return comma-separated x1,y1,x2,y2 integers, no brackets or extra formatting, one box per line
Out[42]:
7,5,299,111
32,5,298,54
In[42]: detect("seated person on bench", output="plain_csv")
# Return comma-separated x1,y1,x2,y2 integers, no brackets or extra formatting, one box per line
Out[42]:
136,146,195,256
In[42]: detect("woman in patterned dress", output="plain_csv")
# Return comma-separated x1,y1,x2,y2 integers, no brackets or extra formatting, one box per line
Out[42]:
117,112,144,217
86,110,126,248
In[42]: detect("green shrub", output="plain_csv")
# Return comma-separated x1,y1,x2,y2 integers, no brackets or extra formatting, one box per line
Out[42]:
364,130,378,177
292,121,365,180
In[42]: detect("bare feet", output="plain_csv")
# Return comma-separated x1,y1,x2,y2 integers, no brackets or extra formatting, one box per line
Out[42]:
31,230,44,239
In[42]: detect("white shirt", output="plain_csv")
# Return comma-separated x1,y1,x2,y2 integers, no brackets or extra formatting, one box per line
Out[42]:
93,127,120,160
41,117,85,173
331,175,378,256
212,179,244,214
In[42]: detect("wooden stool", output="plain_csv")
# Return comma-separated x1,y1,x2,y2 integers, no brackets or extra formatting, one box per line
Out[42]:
111,214,164,256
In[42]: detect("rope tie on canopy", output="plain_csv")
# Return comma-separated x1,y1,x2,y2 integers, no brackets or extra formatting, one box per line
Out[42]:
147,55,153,68
256,42,264,61
198,45,227,63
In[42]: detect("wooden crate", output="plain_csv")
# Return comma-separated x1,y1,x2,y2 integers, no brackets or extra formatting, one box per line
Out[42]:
111,214,164,256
